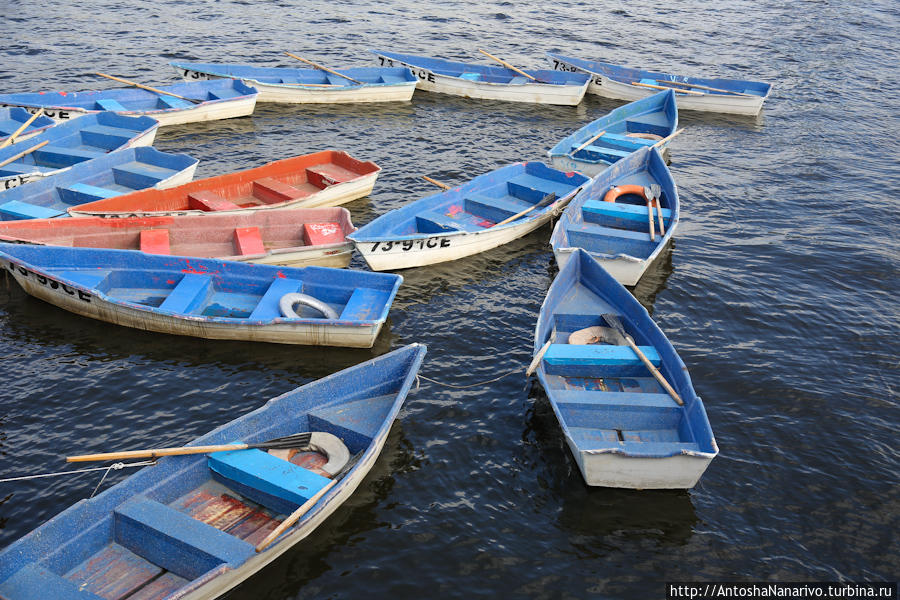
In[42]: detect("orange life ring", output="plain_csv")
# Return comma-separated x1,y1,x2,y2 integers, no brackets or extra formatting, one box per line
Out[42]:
603,184,649,203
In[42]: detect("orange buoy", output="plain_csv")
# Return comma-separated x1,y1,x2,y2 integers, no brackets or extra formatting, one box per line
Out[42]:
603,184,649,203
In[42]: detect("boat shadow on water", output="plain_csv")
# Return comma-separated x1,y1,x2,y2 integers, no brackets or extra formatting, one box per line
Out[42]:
523,385,698,547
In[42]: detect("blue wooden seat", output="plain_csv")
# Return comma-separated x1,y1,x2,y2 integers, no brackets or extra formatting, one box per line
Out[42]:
567,427,699,456
564,222,660,259
111,162,174,189
158,273,213,314
57,182,120,205
95,98,128,111
339,287,388,321
603,132,656,147
463,193,531,223
208,448,331,510
415,210,466,233
582,199,672,232
0,563,104,600
114,496,254,580
57,270,110,288
248,277,303,320
625,112,671,136
543,342,660,377
33,145,105,168
0,200,65,220
80,125,135,150
571,144,632,163
156,95,194,109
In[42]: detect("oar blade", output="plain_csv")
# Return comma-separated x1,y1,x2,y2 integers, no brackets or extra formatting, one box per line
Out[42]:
251,432,312,451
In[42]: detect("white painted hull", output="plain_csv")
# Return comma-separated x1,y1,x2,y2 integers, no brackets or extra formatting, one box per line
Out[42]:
354,208,561,271
231,243,354,268
177,69,416,104
69,171,377,218
374,54,588,106
181,421,391,599
8,96,257,126
570,440,716,489
0,127,158,190
551,58,765,116
7,264,381,347
553,245,651,287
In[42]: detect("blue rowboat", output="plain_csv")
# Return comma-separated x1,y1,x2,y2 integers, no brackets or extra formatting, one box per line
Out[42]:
547,89,678,177
0,147,198,221
371,50,590,105
0,343,426,599
171,61,418,104
547,52,771,116
0,79,258,127
348,162,589,271
532,248,717,488
0,107,56,144
0,112,159,190
550,146,678,286
0,243,402,347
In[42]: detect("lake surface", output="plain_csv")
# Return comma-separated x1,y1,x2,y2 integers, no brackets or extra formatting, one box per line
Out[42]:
1,0,898,598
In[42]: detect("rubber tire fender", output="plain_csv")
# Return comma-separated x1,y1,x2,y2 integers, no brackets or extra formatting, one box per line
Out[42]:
279,292,339,319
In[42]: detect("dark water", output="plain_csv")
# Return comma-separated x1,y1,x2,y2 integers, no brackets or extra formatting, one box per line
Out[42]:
2,1,898,598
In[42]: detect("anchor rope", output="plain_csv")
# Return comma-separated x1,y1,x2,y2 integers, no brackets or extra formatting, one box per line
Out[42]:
0,460,157,485
416,369,521,390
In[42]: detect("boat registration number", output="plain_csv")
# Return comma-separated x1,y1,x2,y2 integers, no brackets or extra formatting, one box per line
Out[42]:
375,57,436,83
370,238,451,252
5,262,92,302
180,69,213,81
0,105,73,119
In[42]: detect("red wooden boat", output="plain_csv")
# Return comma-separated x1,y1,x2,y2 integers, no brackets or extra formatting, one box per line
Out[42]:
0,206,357,268
67,150,380,218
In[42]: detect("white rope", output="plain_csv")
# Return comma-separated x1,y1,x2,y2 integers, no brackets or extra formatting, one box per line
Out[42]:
0,460,157,484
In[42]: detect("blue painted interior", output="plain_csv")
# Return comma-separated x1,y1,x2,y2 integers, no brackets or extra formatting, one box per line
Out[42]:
0,147,197,221
0,344,427,597
533,249,717,461
170,62,417,87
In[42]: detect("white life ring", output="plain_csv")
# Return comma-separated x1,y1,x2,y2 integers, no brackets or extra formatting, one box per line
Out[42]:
279,292,339,320
268,431,351,478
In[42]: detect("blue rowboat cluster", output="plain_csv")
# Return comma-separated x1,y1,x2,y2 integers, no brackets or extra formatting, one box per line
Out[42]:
0,46,764,598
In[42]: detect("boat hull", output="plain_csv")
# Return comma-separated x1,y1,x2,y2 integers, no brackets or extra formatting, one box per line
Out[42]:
354,208,561,271
373,52,589,106
548,54,769,116
176,69,416,104
7,265,380,347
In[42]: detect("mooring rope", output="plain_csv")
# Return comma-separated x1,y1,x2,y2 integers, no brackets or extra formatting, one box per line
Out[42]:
0,460,157,493
416,369,520,390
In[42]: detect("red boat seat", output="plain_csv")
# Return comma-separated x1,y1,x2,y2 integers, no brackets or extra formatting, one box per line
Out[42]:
188,191,242,212
234,227,266,256
252,178,309,204
140,229,171,255
302,222,344,246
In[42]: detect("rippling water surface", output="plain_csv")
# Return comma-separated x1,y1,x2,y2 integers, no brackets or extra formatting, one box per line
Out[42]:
2,1,898,598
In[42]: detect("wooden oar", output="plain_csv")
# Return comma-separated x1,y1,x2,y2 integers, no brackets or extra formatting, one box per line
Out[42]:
654,198,665,235
651,128,685,149
644,184,665,236
492,192,556,227
422,175,451,190
569,130,607,156
255,451,363,552
0,108,45,149
284,52,363,85
94,72,203,104
477,49,537,82
0,140,49,170
630,81,704,95
601,314,683,406
66,432,315,462
647,198,656,241
658,79,753,97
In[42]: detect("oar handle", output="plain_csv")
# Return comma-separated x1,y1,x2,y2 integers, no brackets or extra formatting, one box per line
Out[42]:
94,72,201,104
652,128,685,149
0,109,45,149
630,81,704,95
493,192,557,227
655,198,665,235
623,336,683,405
478,49,537,81
422,175,451,190
570,130,606,156
658,79,753,97
0,140,49,169
66,443,250,462
284,53,363,85
255,476,339,552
